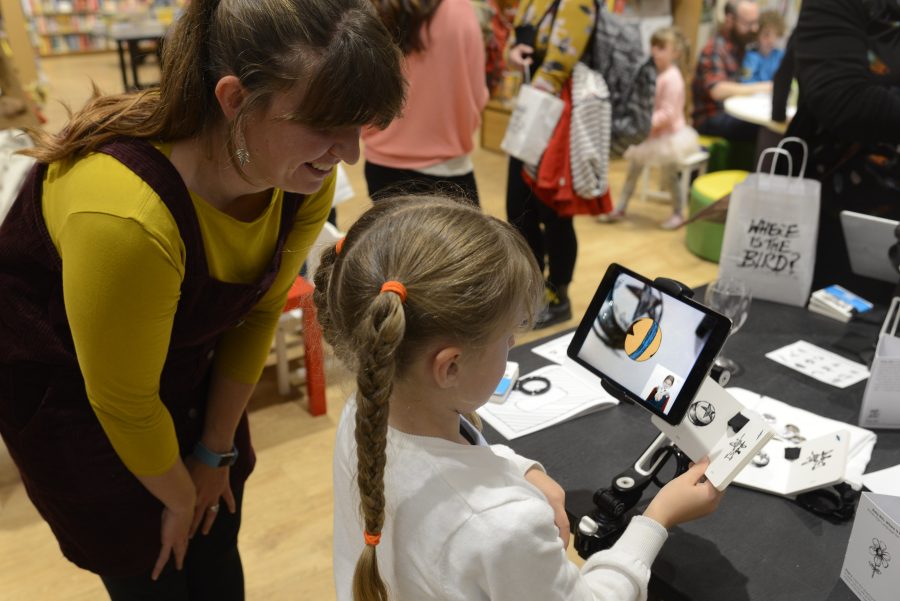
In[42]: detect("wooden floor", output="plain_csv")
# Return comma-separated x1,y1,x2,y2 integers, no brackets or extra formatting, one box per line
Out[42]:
0,54,718,600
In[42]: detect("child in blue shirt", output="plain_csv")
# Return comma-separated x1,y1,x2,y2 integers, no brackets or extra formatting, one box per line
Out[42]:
742,10,786,83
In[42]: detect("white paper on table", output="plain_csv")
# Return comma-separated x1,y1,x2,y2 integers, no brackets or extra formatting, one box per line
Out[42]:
530,332,574,365
765,340,870,388
477,363,618,440
862,464,900,496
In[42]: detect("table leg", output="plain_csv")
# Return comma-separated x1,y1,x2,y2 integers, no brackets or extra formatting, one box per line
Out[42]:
116,40,128,92
128,40,141,90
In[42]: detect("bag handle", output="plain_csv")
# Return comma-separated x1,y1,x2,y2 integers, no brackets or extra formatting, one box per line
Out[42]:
883,297,900,337
756,147,793,177
777,136,809,176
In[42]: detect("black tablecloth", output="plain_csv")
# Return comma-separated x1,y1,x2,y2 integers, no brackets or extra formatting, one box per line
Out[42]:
485,296,900,601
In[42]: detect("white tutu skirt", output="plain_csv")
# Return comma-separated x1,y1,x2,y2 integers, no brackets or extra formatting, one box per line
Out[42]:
624,126,700,167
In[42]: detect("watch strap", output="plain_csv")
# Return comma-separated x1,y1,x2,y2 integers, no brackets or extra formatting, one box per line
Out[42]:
192,441,239,468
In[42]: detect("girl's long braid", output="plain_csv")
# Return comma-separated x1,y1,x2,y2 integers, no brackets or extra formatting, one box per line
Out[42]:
351,294,405,601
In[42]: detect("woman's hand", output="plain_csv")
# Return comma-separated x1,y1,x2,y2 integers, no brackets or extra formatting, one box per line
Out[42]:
152,502,194,581
525,467,571,548
509,43,535,70
186,456,236,537
643,458,723,529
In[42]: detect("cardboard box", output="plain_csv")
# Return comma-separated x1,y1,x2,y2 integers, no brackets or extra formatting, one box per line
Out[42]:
841,492,900,601
0,51,39,131
481,99,511,154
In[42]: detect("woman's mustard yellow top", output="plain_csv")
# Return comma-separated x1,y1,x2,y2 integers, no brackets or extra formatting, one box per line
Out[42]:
41,144,333,476
514,0,597,93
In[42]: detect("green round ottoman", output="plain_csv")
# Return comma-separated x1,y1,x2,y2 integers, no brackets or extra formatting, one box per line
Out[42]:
685,170,749,263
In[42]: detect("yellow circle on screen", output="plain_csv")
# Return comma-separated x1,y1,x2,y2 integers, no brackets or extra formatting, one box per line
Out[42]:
624,318,662,362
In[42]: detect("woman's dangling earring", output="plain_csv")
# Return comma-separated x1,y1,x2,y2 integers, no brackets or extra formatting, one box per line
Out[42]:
235,130,250,167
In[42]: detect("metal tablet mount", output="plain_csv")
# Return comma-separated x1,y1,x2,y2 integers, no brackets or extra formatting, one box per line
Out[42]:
574,277,774,559
574,431,690,559
574,277,695,559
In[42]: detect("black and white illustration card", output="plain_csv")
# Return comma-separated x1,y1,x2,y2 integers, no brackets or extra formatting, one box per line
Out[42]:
841,492,900,601
651,378,774,491
734,430,850,497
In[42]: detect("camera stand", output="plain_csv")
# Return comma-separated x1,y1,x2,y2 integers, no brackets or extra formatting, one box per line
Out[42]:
647,276,774,489
574,432,689,559
572,275,775,557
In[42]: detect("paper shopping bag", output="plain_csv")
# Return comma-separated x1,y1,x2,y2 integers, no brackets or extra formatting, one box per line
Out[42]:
718,138,821,306
501,83,564,166
859,297,900,429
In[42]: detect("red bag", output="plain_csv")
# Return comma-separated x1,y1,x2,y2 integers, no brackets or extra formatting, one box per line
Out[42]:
521,79,612,217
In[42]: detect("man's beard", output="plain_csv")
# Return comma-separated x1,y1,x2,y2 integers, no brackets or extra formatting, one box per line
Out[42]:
732,29,758,49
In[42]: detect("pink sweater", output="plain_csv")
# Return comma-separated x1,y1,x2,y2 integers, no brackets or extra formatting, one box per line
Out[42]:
649,65,688,138
362,0,489,170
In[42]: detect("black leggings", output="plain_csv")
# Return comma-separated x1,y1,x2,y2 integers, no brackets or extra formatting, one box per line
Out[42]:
505,157,577,289
364,160,480,206
696,112,759,143
100,484,245,601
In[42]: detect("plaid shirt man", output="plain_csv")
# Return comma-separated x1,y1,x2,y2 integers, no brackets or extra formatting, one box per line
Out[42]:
692,31,746,129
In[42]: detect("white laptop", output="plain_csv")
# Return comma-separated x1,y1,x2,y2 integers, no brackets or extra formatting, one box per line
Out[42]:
840,210,900,283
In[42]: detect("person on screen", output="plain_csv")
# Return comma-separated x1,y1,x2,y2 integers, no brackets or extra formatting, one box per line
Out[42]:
319,196,723,601
646,375,676,413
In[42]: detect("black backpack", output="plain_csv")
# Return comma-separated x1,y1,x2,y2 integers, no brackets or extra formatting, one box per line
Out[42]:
585,3,657,158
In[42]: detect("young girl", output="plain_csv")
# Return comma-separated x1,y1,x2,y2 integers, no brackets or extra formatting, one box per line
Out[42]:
602,27,700,230
316,196,723,601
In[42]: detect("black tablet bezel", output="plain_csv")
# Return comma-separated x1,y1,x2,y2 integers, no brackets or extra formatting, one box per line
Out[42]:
566,263,732,425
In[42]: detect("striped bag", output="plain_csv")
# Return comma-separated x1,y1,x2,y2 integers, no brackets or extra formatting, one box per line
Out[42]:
569,62,611,199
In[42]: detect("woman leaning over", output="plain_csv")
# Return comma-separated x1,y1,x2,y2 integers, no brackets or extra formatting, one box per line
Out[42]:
0,1,404,599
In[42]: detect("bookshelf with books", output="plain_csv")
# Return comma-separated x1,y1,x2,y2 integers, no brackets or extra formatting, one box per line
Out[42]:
21,0,153,57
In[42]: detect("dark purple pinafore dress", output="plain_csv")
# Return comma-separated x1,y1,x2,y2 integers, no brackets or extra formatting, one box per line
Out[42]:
0,138,304,576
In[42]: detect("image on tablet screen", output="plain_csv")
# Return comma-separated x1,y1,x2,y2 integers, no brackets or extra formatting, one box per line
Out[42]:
577,271,714,416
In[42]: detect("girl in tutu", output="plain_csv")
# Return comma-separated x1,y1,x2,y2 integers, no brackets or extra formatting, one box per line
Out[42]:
603,26,699,229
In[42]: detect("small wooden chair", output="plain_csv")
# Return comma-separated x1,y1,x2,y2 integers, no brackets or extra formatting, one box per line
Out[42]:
272,222,343,415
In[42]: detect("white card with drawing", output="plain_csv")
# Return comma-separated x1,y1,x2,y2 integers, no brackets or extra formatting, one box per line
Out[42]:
765,340,870,388
734,430,850,497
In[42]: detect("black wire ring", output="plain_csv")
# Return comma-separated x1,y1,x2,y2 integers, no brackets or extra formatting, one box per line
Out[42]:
514,375,551,395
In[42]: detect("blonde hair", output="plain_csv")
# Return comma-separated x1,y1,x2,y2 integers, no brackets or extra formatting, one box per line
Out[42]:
25,0,405,165
650,26,691,80
313,196,544,601
759,10,786,36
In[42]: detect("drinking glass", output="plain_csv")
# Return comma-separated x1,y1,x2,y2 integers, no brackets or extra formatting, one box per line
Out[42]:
705,278,752,375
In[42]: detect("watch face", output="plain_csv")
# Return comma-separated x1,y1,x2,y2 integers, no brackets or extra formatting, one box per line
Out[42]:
218,453,237,467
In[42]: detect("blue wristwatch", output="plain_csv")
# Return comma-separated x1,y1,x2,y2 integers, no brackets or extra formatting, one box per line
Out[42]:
192,441,239,468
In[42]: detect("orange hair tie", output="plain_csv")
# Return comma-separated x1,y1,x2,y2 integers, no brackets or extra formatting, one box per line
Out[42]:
334,237,346,255
380,281,407,303
364,531,381,546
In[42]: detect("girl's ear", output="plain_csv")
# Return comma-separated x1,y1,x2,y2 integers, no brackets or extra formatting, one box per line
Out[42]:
431,345,464,389
214,75,246,121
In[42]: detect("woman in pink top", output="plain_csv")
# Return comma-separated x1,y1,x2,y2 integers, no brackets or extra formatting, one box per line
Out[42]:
603,26,700,230
364,0,489,205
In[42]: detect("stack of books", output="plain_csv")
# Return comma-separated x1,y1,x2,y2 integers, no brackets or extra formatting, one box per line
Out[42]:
807,285,874,322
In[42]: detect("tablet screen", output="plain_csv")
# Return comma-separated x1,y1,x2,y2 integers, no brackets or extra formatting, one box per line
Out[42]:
567,264,731,425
